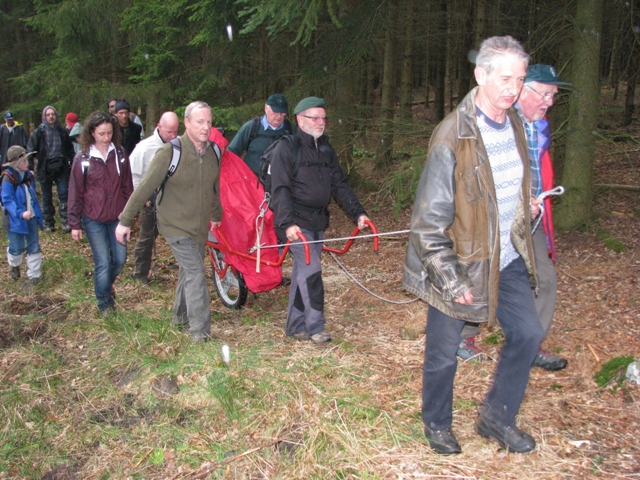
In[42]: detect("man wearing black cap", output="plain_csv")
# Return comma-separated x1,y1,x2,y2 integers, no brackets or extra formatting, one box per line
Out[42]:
0,111,29,165
114,100,143,155
269,96,370,344
27,106,75,232
228,94,297,176
457,64,571,372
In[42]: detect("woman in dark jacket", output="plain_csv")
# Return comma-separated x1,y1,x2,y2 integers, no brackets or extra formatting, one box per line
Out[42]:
68,111,133,313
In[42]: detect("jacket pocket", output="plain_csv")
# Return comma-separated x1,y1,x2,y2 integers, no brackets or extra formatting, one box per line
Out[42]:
458,167,483,204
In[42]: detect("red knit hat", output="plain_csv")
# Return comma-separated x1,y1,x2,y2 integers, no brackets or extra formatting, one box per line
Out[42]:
65,112,79,127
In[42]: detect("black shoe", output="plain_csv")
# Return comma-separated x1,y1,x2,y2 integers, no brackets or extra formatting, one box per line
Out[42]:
424,426,462,455
476,416,535,453
10,266,20,280
281,276,291,286
533,348,568,371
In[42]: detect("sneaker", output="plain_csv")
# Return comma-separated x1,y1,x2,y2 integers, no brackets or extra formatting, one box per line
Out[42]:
290,331,310,341
424,426,462,455
310,331,332,344
476,416,536,453
44,226,55,233
533,348,568,371
61,224,71,234
456,336,485,361
29,277,41,286
10,266,20,280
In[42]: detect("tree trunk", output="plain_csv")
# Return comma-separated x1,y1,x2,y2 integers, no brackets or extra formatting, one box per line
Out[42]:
399,0,416,122
433,1,447,121
556,0,605,230
376,0,399,168
622,0,639,126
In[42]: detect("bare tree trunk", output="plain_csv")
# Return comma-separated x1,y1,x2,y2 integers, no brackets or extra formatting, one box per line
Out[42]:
622,0,639,126
399,0,416,122
556,0,605,229
376,0,399,168
433,1,447,121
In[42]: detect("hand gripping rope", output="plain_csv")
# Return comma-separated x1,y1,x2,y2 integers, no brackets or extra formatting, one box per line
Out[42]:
532,186,565,234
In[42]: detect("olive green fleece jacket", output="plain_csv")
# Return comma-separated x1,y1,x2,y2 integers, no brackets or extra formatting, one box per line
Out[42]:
119,133,222,245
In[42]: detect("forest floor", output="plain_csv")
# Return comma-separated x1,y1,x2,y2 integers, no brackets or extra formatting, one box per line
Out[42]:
1,96,639,479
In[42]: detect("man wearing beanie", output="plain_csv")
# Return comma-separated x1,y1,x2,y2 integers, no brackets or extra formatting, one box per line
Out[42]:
228,94,297,176
114,99,142,155
27,106,75,233
1,146,44,283
269,96,371,344
0,111,28,165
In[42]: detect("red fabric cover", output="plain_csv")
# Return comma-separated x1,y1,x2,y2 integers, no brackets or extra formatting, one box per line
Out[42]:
216,149,282,292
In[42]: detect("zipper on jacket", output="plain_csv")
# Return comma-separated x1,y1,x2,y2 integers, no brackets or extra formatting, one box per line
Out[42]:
474,165,484,200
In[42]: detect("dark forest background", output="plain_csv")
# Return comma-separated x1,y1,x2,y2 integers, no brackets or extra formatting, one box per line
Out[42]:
1,0,638,228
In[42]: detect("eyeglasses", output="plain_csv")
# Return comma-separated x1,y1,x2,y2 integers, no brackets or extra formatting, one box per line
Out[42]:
301,115,328,123
526,85,556,102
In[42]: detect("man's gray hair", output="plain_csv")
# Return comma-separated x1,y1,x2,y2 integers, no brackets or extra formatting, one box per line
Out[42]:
476,36,529,75
184,101,210,119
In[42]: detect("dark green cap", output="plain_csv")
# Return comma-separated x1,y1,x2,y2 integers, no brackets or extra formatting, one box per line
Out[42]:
293,97,326,115
266,94,289,114
526,64,571,86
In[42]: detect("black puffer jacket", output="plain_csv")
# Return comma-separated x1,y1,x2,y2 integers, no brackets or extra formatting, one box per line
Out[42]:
270,128,366,239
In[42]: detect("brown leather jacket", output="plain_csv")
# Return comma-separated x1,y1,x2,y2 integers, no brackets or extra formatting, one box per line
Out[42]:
403,87,537,324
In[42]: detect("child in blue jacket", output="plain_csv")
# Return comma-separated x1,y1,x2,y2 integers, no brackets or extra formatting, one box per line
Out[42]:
1,146,43,283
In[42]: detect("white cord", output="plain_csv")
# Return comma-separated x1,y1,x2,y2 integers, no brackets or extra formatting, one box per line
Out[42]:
329,252,418,305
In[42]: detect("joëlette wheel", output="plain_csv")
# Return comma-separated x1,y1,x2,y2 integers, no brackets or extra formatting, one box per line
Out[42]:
209,247,248,309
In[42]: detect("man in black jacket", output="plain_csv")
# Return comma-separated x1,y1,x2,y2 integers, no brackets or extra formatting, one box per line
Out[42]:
0,111,29,165
114,99,142,155
27,105,75,232
270,96,370,344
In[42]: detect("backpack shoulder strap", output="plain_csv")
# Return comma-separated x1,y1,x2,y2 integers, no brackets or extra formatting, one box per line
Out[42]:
210,142,221,165
247,117,261,145
157,138,181,205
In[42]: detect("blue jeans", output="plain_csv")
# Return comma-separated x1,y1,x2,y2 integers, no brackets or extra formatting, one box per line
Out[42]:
7,218,41,256
82,216,127,312
421,256,543,430
40,169,69,227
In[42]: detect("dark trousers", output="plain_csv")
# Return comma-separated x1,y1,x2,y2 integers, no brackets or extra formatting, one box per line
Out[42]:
40,169,69,227
133,203,158,279
421,256,543,430
285,229,326,336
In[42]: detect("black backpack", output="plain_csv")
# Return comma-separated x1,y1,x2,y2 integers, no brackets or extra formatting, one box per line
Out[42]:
257,135,300,197
248,117,294,145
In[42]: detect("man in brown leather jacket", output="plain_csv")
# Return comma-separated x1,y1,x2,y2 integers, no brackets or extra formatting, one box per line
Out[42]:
403,36,543,455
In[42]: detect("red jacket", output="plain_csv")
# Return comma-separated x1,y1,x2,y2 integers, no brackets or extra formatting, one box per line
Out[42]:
68,145,133,230
537,119,556,261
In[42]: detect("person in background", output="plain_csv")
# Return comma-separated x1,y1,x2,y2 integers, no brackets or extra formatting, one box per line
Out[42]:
108,98,145,138
68,111,133,313
0,111,29,165
228,94,296,176
1,146,43,284
128,111,180,284
27,106,75,233
113,99,143,155
65,112,83,154
457,64,570,372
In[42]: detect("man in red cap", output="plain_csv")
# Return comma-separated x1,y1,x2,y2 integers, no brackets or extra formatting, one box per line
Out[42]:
65,112,82,153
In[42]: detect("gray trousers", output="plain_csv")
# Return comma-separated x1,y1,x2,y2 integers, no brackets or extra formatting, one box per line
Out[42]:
285,229,326,336
133,203,158,279
165,236,211,336
461,227,558,341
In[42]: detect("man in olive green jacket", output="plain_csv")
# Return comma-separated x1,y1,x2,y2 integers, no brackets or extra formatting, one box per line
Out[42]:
116,101,222,343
